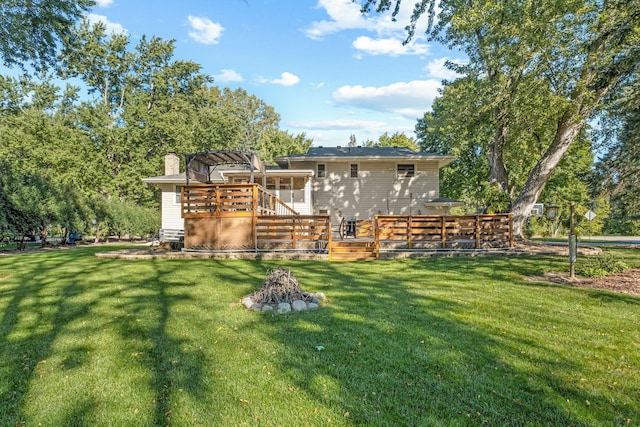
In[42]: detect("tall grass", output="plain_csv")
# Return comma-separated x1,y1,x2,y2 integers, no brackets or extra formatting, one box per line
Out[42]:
0,246,638,426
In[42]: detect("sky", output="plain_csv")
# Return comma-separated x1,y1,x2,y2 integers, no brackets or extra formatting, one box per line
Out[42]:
43,0,467,147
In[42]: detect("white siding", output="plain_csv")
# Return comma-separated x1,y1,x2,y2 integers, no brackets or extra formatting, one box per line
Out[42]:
160,184,184,230
302,160,440,223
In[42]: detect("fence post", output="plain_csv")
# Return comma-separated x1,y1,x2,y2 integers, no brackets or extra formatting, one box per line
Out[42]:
327,216,333,258
407,215,412,249
215,185,221,215
475,215,480,249
509,213,514,247
441,216,446,249
253,185,259,251
375,215,380,259
292,217,297,249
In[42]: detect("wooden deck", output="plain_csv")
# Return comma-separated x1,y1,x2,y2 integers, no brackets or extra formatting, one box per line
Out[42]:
180,184,514,260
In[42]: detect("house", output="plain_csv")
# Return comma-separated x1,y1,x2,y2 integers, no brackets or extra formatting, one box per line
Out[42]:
274,146,462,223
143,147,463,245
142,151,314,243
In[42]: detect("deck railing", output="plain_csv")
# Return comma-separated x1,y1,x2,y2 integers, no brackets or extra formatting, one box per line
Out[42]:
375,214,513,250
180,185,513,255
256,215,332,250
182,183,298,218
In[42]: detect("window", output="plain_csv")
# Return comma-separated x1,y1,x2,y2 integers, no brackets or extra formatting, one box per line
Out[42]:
317,164,326,178
175,185,182,204
397,164,415,178
292,177,306,203
350,163,358,178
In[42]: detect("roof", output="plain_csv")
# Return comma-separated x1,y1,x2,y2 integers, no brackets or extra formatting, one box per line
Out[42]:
424,197,465,206
142,168,313,186
142,173,188,185
274,146,456,168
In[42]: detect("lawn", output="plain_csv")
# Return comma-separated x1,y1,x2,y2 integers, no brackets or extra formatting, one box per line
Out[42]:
1,246,639,426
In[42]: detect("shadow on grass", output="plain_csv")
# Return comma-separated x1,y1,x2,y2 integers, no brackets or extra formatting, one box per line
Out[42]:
2,249,638,425
249,257,637,425
0,247,210,426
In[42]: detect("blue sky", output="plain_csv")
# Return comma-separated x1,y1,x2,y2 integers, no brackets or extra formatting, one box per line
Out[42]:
47,1,468,146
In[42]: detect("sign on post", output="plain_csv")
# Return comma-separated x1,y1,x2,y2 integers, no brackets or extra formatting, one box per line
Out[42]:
584,210,596,240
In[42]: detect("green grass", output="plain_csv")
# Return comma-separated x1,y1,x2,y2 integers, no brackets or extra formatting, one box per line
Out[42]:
1,246,639,426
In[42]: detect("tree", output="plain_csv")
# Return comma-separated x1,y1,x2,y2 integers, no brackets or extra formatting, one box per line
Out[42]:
0,74,98,245
0,0,93,72
359,0,640,237
364,131,419,151
60,21,216,202
593,108,640,234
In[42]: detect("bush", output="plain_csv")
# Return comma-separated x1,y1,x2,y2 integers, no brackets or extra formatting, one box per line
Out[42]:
576,253,629,277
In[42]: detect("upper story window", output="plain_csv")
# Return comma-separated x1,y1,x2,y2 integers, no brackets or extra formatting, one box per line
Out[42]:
317,164,326,178
350,163,358,178
397,164,415,178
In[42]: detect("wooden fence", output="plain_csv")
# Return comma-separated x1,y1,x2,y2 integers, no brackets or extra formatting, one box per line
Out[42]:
182,184,297,219
179,184,512,254
374,214,513,250
256,215,332,250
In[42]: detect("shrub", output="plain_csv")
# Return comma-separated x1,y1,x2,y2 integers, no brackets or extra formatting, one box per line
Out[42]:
576,253,629,277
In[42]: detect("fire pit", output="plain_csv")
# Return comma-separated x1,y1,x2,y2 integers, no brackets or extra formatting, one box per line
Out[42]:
242,267,325,313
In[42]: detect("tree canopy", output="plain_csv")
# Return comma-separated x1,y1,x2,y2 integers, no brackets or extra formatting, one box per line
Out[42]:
0,0,94,72
359,0,640,237
0,18,313,244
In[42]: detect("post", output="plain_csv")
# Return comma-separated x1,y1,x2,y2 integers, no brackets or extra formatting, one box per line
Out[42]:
374,215,380,259
569,202,576,279
253,184,259,251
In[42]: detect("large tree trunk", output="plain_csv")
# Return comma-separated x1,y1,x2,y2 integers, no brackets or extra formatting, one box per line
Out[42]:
489,118,510,194
511,113,587,237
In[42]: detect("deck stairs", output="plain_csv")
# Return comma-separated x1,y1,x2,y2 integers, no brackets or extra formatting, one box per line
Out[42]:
329,239,377,261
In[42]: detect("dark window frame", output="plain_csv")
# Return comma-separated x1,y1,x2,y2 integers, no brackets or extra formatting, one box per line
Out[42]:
397,163,415,178
175,185,182,204
350,163,358,178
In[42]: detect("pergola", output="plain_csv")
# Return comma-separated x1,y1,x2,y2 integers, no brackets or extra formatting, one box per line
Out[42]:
184,150,266,185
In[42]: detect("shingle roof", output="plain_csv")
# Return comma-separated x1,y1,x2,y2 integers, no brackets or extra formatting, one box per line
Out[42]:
305,146,437,157
275,146,456,168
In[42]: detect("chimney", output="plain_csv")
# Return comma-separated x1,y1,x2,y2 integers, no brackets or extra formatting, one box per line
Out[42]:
165,152,180,175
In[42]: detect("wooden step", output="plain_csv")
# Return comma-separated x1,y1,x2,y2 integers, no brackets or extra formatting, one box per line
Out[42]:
329,240,377,261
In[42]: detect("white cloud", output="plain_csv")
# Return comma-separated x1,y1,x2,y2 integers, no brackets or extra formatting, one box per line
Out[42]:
352,36,429,56
287,119,416,147
95,0,114,7
187,16,224,45
290,119,388,130
306,0,431,58
305,0,428,39
332,79,442,119
273,72,300,86
424,57,466,80
86,13,126,34
213,69,243,83
255,72,300,87
304,0,371,40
